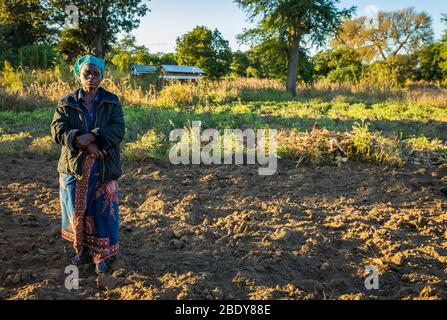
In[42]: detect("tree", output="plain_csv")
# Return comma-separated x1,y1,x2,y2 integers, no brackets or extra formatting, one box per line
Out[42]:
0,0,55,66
235,0,354,96
360,54,418,87
109,35,139,71
440,14,447,78
0,0,54,49
415,43,446,81
230,50,250,77
333,7,433,62
158,53,177,65
47,0,149,59
176,26,232,79
246,39,287,79
313,48,363,83
440,45,447,80
17,44,57,69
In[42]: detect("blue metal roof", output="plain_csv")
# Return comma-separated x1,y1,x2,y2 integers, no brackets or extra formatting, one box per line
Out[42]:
161,64,205,74
131,64,159,73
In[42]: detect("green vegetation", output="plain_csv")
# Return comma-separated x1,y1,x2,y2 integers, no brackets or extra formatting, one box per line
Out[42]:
176,26,233,80
235,0,355,95
2,2,447,89
0,1,446,168
1,80,445,167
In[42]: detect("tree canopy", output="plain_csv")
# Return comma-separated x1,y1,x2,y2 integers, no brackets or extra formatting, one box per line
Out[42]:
235,0,354,95
333,7,433,62
0,0,55,64
176,26,232,79
47,0,149,59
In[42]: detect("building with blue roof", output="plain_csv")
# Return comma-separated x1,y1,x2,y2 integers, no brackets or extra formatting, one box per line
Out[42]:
131,64,205,83
131,64,160,76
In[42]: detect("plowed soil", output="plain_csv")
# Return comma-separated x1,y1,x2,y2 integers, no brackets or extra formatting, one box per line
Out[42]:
1,156,446,300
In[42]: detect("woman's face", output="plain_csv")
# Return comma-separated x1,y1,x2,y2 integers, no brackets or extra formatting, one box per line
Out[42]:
80,64,102,91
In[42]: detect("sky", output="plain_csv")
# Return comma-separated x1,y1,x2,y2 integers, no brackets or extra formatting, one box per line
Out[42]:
126,0,447,54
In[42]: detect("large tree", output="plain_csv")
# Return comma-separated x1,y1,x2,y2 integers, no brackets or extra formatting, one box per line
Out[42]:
47,0,149,59
235,0,354,96
0,0,55,64
176,26,232,79
0,0,54,49
333,7,433,62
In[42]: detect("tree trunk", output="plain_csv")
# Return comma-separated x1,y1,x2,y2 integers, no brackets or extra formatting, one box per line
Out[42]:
93,0,109,58
286,36,300,96
93,31,103,57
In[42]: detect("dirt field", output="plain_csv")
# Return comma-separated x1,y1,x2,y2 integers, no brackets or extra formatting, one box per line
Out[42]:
0,156,446,300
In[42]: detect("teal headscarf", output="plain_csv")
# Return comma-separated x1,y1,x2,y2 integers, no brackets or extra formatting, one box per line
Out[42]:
73,54,105,83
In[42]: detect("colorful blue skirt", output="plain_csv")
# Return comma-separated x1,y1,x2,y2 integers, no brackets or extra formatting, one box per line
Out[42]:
59,154,119,264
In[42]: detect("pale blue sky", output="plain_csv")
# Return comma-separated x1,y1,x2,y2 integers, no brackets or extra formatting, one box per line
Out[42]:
126,0,447,54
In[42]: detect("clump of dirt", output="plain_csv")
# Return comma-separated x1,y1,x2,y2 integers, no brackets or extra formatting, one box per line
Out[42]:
0,156,446,300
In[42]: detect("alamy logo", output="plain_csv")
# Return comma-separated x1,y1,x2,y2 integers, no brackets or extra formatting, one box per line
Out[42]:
65,5,79,29
364,5,380,30
364,265,379,290
64,265,79,290
169,121,278,175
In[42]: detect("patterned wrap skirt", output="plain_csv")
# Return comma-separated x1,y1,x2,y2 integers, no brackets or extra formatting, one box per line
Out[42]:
59,154,119,264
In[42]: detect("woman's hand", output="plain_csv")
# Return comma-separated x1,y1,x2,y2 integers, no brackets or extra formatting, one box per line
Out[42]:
86,143,107,159
74,133,96,149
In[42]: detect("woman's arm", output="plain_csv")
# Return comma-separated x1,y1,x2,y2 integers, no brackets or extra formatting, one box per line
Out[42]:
90,103,125,150
50,106,80,152
75,133,96,149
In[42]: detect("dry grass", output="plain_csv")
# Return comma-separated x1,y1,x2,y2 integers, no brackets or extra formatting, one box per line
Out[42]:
2,64,447,110
0,68,446,167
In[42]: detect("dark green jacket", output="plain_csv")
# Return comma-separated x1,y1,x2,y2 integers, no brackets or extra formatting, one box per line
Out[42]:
51,87,125,184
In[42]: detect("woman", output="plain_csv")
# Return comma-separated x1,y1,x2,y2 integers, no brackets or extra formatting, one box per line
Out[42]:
51,54,125,274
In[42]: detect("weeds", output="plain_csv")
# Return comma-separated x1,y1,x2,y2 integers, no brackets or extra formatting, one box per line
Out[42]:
0,68,445,167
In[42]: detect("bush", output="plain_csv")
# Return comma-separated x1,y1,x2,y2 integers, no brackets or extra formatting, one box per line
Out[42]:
347,122,404,166
0,61,24,94
326,65,361,84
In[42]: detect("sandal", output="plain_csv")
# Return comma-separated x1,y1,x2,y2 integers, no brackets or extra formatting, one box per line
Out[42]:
95,261,109,275
71,248,91,266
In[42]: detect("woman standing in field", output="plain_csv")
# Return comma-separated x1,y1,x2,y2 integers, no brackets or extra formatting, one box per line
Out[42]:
51,54,125,274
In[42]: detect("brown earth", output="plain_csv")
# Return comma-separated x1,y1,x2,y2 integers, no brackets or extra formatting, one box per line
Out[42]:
0,156,446,300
